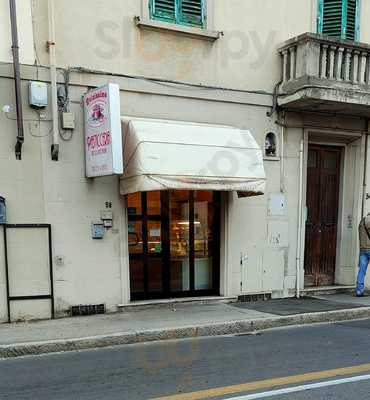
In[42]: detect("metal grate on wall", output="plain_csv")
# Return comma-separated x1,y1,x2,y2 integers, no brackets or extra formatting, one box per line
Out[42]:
71,304,105,316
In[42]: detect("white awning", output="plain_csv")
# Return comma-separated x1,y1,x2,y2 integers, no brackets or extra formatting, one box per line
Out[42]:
120,117,266,197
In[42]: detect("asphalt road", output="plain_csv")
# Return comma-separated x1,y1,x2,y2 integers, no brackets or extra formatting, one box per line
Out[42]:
1,319,370,399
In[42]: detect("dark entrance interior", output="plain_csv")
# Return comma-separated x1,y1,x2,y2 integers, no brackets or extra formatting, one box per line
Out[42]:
304,144,342,287
127,190,221,300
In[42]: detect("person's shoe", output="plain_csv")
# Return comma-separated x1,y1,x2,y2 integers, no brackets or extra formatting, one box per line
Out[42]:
356,293,369,297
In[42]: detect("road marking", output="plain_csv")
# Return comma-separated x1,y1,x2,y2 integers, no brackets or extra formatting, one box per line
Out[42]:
228,373,370,399
152,362,370,400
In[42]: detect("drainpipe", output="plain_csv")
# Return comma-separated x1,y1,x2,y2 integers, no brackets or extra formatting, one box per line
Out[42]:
9,0,24,160
280,111,286,193
296,138,304,298
362,123,369,218
48,0,59,161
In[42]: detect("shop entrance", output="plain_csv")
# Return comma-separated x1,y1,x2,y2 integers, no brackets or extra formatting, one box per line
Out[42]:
304,145,342,287
127,191,221,300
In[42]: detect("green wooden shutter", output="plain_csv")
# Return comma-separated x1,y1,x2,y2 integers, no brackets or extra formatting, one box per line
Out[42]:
322,0,344,38
346,0,357,40
318,0,360,40
179,0,204,27
317,0,324,33
151,0,176,22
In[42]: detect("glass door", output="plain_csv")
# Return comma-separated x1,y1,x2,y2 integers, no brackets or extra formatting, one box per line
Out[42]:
128,190,220,300
128,192,164,300
194,191,219,291
170,191,190,293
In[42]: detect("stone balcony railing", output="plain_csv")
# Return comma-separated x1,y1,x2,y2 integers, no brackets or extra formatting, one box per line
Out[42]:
278,33,370,116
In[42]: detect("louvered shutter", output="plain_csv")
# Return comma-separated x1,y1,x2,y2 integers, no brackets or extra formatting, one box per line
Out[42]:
151,0,176,22
322,0,344,38
179,0,204,27
346,0,357,40
320,0,359,40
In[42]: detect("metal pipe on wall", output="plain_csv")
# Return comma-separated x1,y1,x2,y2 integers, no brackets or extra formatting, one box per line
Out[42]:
224,192,230,297
48,0,59,161
9,0,24,160
296,138,304,298
362,122,369,218
280,111,286,193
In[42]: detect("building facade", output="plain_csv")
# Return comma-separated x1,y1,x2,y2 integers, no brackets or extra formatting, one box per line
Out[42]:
0,0,369,321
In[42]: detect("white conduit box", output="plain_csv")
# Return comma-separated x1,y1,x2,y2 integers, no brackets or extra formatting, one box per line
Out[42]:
29,81,48,108
0,196,5,224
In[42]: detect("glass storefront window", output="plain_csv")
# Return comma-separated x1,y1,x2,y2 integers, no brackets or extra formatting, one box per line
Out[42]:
147,191,161,216
148,221,162,254
127,190,220,300
128,221,143,254
170,191,190,292
194,191,216,290
127,192,142,216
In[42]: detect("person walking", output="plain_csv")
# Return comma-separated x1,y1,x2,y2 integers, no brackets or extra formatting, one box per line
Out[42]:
356,214,370,297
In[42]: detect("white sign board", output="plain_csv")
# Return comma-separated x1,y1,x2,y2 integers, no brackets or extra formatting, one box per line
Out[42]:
84,83,123,177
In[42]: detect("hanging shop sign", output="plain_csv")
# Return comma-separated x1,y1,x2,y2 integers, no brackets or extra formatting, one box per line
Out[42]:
84,83,123,177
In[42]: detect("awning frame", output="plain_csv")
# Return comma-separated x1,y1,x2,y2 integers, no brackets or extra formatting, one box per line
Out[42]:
120,117,266,197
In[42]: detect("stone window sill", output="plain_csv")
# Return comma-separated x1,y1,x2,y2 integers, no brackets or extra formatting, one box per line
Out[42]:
135,16,222,42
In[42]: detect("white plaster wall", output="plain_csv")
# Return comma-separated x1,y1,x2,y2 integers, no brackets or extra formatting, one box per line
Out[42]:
30,0,315,92
1,0,370,319
0,64,367,320
0,66,281,318
335,139,363,286
28,0,370,94
0,0,35,65
40,84,126,316
0,77,45,321
359,0,370,43
0,77,125,321
358,132,370,289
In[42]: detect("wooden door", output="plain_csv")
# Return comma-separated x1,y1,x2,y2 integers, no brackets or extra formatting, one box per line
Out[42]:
304,145,342,287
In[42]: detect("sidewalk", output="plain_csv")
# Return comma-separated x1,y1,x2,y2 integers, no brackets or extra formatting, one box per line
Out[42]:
1,293,370,358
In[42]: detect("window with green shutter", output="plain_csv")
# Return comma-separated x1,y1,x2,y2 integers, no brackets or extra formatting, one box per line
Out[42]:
317,0,360,41
150,0,204,27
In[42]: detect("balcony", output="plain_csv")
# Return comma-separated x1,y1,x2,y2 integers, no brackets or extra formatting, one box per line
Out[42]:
278,33,370,116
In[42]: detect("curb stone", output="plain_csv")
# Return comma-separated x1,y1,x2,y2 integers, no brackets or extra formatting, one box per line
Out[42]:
1,306,370,358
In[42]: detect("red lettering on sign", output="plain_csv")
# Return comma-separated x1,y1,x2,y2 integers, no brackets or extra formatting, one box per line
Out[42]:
86,131,111,151
85,90,108,106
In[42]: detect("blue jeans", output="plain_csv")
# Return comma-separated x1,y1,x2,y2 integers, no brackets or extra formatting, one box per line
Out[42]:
356,250,370,295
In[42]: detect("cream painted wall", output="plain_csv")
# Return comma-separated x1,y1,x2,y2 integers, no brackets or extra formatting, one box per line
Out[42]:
30,0,316,92
0,63,282,319
0,76,125,321
0,64,366,320
0,0,35,65
335,138,364,286
0,77,45,321
1,0,369,321
30,0,370,94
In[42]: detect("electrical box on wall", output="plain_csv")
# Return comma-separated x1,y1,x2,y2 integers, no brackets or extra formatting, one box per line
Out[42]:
0,197,6,224
29,81,48,108
268,194,286,217
61,112,75,130
100,210,113,228
91,222,105,239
